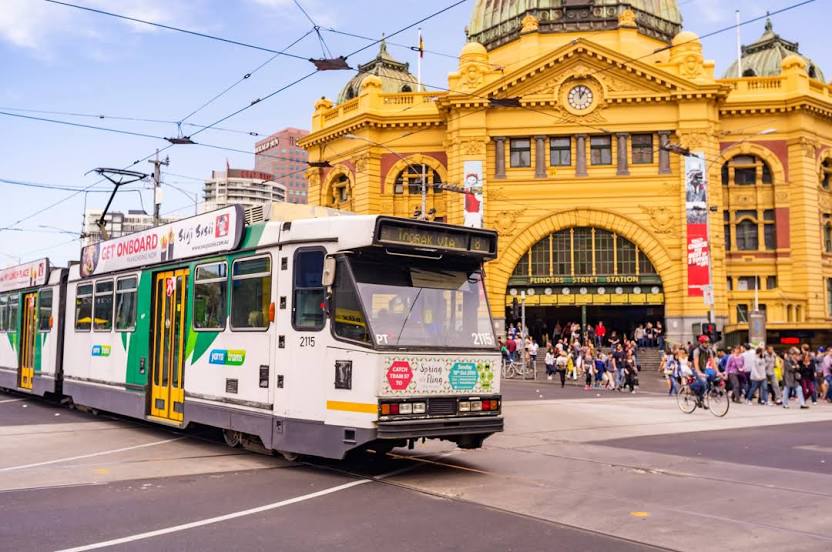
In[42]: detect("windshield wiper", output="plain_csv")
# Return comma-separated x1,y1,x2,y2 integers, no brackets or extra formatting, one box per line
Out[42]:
394,288,422,346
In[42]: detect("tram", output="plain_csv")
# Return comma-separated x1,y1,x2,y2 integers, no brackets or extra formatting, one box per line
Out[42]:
0,205,503,459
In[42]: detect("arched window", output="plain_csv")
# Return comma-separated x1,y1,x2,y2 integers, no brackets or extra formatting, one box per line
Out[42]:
824,223,832,253
742,69,756,77
327,173,351,207
820,158,832,190
510,227,658,279
345,87,356,101
393,164,443,195
736,219,759,250
400,85,412,92
809,65,818,79
721,155,773,186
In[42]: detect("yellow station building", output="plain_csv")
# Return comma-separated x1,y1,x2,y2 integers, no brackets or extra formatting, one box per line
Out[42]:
299,0,832,346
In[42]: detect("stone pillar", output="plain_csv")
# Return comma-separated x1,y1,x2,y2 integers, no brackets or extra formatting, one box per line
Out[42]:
494,137,506,179
658,131,672,174
575,134,588,177
616,133,630,176
535,136,547,178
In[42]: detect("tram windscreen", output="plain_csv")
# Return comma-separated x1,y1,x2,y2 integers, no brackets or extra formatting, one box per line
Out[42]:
347,257,495,349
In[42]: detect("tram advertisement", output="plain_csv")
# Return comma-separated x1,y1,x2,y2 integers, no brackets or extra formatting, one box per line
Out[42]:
380,356,497,396
80,206,244,277
0,258,49,292
462,160,484,229
685,153,711,298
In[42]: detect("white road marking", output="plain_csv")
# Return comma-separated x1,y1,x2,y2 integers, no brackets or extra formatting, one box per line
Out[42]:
795,444,832,453
54,479,372,552
0,437,184,473
0,398,25,404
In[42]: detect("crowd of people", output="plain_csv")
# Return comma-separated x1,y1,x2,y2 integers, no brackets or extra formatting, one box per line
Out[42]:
661,337,832,408
499,324,647,394
500,320,832,409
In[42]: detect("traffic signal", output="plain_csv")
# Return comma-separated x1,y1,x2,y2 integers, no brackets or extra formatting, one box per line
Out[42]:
702,323,718,341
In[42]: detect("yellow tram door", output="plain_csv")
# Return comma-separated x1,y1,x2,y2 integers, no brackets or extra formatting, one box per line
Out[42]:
150,269,189,422
18,293,37,390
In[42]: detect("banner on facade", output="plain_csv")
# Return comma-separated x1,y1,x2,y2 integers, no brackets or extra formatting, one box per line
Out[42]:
0,258,49,292
685,153,710,298
80,205,244,277
462,160,484,229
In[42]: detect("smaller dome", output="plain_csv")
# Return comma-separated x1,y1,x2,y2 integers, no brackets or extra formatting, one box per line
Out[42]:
723,19,824,81
337,40,418,103
460,41,488,58
671,30,699,46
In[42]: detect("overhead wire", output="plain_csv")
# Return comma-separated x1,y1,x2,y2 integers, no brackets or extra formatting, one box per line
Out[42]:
42,0,311,61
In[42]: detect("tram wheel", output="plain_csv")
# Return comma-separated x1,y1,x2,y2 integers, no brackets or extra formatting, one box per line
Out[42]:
222,429,243,448
278,450,300,462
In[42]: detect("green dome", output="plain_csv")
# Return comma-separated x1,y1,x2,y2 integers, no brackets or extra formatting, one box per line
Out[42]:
723,19,824,81
466,0,683,50
337,40,418,104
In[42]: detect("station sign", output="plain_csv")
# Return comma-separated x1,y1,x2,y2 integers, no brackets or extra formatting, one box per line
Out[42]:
80,206,244,277
0,258,49,292
510,275,662,286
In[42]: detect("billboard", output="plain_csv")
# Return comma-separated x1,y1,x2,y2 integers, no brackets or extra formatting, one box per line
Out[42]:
0,258,49,292
80,206,244,277
462,160,484,229
685,154,711,298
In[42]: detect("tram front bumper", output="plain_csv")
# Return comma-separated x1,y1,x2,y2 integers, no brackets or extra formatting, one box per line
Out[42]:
375,415,503,440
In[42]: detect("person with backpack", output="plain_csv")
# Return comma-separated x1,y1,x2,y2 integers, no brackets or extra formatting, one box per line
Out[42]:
544,345,556,381
555,349,568,388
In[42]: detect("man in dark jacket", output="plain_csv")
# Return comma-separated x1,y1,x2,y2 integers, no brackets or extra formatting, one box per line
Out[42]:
782,348,808,409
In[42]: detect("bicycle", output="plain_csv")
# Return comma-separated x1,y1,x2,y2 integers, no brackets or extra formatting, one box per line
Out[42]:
676,376,730,417
501,358,522,379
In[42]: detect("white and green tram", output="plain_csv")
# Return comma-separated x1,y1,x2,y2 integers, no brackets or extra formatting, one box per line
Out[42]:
40,205,503,459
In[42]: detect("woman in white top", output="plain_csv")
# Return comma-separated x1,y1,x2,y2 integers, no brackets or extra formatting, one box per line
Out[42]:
745,347,769,405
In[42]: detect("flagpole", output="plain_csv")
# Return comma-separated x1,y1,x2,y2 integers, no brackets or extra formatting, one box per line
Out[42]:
417,28,423,92
735,10,743,78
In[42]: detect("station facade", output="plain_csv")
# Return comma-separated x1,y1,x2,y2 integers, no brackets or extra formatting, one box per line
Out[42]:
299,0,832,346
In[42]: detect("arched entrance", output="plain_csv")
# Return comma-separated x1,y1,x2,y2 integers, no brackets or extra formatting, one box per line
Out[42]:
506,226,665,344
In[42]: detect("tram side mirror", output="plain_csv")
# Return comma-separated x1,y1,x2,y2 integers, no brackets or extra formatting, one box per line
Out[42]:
322,256,336,287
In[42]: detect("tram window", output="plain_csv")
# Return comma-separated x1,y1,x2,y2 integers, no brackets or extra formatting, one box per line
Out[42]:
292,249,325,331
115,276,138,331
38,289,53,331
93,280,114,331
0,295,7,332
332,259,370,344
7,295,18,333
75,284,93,331
231,256,272,330
194,262,228,330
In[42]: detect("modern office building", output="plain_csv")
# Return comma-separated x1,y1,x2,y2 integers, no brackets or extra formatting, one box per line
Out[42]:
82,209,174,245
300,0,832,345
254,127,310,204
202,168,286,213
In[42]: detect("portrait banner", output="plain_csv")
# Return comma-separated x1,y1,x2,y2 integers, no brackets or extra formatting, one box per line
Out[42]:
685,153,710,297
462,160,484,229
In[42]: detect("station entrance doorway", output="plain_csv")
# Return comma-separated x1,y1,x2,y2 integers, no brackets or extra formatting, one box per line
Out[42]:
506,226,664,345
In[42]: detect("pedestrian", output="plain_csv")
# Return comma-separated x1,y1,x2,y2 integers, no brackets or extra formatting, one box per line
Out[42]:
782,348,808,409
764,346,782,405
655,321,664,350
800,350,818,405
634,324,645,348
545,346,556,381
820,347,832,402
556,349,568,388
725,346,744,403
594,321,606,348
623,350,638,393
583,343,594,390
746,347,768,405
506,336,517,362
529,338,539,374
740,343,756,399
663,346,680,396
612,343,625,391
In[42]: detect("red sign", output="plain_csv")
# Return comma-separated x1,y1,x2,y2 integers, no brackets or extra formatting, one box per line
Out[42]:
386,361,413,391
687,229,710,297
685,154,711,298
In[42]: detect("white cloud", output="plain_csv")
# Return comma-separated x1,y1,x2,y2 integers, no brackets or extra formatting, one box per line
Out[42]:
0,0,202,55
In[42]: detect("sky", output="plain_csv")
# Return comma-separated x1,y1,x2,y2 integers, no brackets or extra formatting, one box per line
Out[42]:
0,0,828,268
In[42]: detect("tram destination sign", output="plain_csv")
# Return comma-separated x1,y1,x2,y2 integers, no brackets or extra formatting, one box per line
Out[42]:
374,217,497,257
80,206,244,277
0,258,49,292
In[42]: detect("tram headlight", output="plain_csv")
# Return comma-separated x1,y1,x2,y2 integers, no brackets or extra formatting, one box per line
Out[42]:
458,401,470,412
399,403,413,415
412,402,426,414
470,400,482,412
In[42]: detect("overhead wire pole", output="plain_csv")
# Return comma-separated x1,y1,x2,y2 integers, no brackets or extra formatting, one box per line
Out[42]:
149,151,170,225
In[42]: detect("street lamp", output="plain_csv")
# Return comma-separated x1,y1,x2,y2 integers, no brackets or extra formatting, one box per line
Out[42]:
343,134,428,221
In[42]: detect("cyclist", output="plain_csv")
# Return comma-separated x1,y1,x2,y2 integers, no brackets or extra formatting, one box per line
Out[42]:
690,335,713,407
